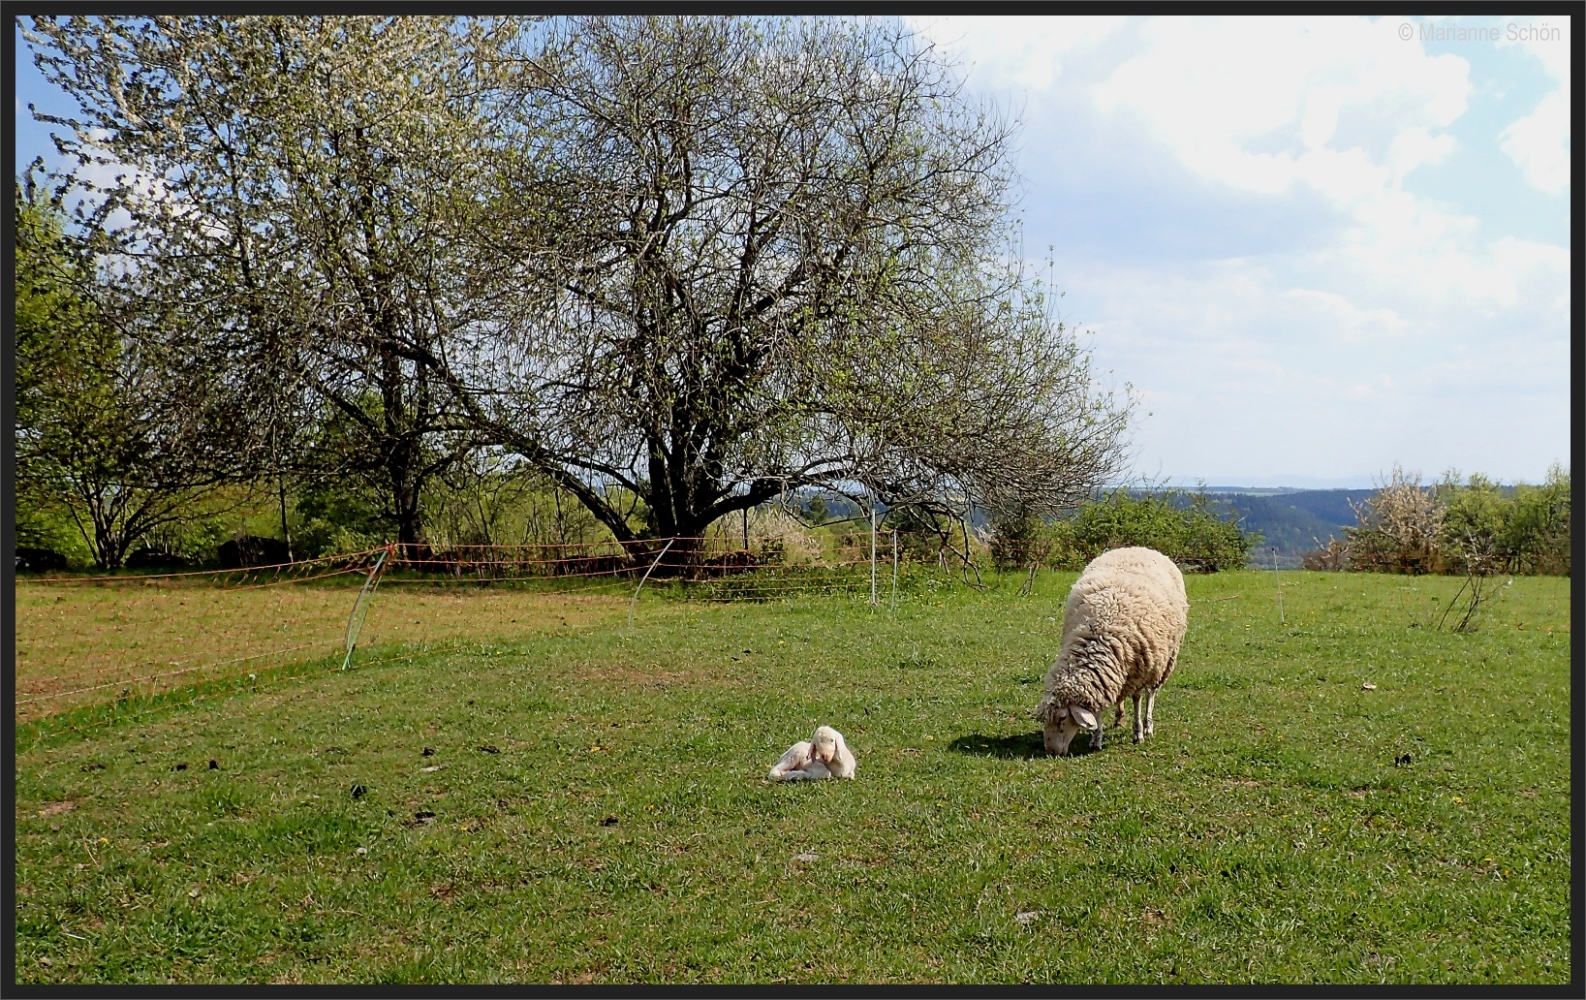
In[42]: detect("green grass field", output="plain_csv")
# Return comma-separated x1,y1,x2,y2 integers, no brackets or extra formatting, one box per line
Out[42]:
12,569,1572,984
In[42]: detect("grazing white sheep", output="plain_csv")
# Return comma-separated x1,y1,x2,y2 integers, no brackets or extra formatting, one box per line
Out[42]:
1034,546,1188,756
768,725,856,780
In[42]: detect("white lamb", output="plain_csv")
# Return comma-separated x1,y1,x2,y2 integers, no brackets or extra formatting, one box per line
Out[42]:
1034,546,1188,756
768,725,856,780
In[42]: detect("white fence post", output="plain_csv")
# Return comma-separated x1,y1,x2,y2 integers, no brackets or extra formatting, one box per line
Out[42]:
1272,546,1285,625
342,546,392,670
891,529,899,612
870,507,878,607
628,537,677,629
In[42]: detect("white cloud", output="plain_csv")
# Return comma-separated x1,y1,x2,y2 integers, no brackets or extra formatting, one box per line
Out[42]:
906,16,1126,92
1091,16,1469,200
1387,126,1456,184
1278,288,1409,342
1495,20,1570,193
1500,89,1569,193
910,15,1568,481
1050,238,1568,483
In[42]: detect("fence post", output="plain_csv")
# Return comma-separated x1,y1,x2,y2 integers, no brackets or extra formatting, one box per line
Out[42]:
1271,546,1284,626
628,537,677,629
342,545,392,670
891,529,899,612
870,507,878,607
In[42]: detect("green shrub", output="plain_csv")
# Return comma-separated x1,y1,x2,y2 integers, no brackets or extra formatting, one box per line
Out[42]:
1506,466,1570,575
1338,466,1570,576
992,488,1257,574
294,476,389,556
987,506,1044,571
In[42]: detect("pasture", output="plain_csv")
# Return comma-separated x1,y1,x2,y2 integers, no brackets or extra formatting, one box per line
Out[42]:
12,569,1572,984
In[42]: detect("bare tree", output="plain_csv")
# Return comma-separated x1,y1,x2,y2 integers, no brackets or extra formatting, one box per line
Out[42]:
449,16,1130,550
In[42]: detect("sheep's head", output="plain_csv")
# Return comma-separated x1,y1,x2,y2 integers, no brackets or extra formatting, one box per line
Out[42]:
810,726,844,764
1034,696,1098,756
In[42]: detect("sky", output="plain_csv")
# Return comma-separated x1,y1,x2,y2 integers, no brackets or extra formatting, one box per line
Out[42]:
902,14,1573,488
13,15,1575,489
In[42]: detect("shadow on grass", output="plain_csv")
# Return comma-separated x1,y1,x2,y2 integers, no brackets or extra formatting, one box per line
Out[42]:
948,731,1049,760
948,730,1111,759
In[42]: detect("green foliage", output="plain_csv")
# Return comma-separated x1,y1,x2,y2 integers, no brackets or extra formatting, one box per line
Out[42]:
1338,466,1569,576
293,476,389,557
988,506,1043,572
1504,465,1570,576
807,495,830,525
14,178,239,569
425,455,623,551
13,499,94,569
1021,489,1258,573
887,506,972,566
1436,472,1508,574
13,177,90,436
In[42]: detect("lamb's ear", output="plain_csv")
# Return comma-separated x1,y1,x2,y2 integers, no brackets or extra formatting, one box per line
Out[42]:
1072,705,1099,730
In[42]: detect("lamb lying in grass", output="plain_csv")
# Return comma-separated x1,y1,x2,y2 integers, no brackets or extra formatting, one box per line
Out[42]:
768,725,856,780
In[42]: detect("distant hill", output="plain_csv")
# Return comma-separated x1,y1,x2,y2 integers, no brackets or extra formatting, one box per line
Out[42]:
1197,486,1313,496
782,485,1379,569
1208,489,1373,566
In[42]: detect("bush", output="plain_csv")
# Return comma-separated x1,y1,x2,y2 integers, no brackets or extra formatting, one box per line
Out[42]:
888,507,975,567
1335,466,1571,576
988,506,1045,571
1344,467,1442,574
14,546,69,572
1503,465,1570,575
1005,488,1258,574
124,546,200,570
293,475,389,556
1301,538,1348,571
216,535,292,569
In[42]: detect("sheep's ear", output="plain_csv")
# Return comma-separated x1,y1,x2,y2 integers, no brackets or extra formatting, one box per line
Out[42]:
1072,706,1098,730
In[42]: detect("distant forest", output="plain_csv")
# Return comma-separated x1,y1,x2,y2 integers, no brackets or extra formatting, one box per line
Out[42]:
1195,490,1375,568
838,488,1371,569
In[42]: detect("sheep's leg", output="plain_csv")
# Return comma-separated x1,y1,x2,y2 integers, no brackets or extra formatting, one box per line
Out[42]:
1112,702,1124,728
1092,718,1104,752
1145,687,1158,738
1132,692,1145,743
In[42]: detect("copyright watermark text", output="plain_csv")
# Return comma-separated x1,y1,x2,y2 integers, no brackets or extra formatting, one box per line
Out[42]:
1399,21,1561,43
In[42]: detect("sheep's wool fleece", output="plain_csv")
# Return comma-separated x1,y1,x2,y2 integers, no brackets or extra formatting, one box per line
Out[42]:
1044,547,1188,710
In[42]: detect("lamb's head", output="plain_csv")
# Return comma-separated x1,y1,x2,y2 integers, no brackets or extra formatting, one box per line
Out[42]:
1034,695,1099,756
809,726,845,764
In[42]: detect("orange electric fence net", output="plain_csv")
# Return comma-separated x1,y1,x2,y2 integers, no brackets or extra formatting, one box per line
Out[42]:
15,533,921,725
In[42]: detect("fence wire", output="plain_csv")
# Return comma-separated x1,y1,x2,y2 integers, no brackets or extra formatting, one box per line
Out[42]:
17,531,977,726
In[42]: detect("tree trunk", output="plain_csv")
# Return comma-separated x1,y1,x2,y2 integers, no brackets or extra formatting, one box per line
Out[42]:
278,474,293,561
